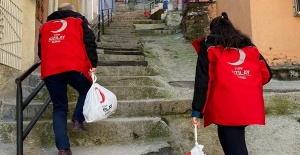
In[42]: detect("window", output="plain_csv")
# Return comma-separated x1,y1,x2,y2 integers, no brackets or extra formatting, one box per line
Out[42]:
0,0,22,70
294,0,300,16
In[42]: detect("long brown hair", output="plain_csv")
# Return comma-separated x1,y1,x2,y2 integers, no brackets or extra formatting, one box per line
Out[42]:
208,12,253,48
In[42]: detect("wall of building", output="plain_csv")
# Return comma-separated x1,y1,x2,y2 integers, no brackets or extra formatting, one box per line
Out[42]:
250,0,300,66
216,0,252,38
0,0,37,102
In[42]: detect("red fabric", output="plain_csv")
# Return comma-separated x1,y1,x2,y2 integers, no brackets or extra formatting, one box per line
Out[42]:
39,17,92,82
203,46,266,127
191,37,205,54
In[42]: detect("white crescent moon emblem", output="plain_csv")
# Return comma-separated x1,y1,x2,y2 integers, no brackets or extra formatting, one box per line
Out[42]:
228,48,246,66
51,20,67,33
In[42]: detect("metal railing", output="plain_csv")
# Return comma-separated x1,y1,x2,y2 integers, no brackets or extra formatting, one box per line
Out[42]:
90,9,113,42
15,60,51,155
15,8,113,155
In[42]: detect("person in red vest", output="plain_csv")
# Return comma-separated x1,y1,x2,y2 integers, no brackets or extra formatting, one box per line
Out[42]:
38,3,98,155
191,12,272,155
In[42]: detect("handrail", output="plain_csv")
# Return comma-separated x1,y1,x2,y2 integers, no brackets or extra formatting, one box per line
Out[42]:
15,2,115,154
15,60,51,155
89,8,113,42
101,8,113,35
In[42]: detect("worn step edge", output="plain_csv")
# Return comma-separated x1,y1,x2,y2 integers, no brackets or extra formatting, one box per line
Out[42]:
97,76,162,87
0,117,171,147
98,60,148,66
98,54,145,61
96,66,159,76
0,140,173,155
0,98,190,121
104,50,143,55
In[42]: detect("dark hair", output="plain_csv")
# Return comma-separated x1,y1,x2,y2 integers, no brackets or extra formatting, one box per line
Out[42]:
208,12,253,48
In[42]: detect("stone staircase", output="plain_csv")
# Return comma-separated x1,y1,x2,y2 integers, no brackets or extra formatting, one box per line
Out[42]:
0,4,182,155
1,2,300,155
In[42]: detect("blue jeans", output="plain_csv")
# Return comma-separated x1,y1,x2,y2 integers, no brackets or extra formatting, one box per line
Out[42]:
44,71,92,150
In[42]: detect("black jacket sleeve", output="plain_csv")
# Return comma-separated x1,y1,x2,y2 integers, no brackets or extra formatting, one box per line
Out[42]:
192,39,210,118
259,54,272,84
81,17,98,68
38,34,42,59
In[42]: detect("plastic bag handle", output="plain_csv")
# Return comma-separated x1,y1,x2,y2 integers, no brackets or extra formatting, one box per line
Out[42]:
194,124,198,145
91,73,97,83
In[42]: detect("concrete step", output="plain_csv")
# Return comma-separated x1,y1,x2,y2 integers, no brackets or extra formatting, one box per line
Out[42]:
134,23,166,30
98,42,141,50
2,88,299,122
133,20,164,24
105,29,136,34
271,66,300,80
99,35,140,40
112,17,148,21
136,29,175,35
96,66,158,76
1,99,189,121
0,117,171,147
98,60,148,66
103,49,143,55
263,79,300,92
99,37,140,43
1,140,173,155
97,76,161,87
25,85,169,102
98,53,145,61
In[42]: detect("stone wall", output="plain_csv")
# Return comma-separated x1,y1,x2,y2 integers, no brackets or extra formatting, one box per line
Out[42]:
181,2,216,41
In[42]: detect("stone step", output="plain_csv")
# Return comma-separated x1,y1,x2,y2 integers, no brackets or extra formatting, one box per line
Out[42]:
98,53,145,61
0,99,190,121
136,29,175,35
98,60,148,66
134,23,166,30
97,76,161,87
112,17,148,21
104,50,143,55
0,117,171,147
98,43,141,51
99,36,140,43
0,140,173,155
26,85,169,103
109,23,136,26
100,45,141,51
133,20,164,24
2,89,299,122
97,66,158,76
100,35,139,39
270,66,300,80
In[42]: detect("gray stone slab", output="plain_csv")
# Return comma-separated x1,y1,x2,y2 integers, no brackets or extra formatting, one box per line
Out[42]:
0,117,170,147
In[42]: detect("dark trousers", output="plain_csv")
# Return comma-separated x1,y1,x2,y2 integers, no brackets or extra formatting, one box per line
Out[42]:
44,71,92,150
217,125,248,155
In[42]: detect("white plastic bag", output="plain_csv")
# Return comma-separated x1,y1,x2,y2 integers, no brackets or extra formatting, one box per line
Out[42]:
187,125,206,155
83,73,117,122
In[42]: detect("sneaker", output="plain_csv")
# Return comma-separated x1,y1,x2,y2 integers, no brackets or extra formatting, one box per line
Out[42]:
72,120,87,132
58,148,72,155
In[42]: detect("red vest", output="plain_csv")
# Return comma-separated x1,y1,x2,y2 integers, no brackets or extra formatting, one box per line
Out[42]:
203,46,265,127
39,17,92,82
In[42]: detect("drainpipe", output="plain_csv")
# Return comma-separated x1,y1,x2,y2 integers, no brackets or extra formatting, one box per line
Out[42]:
81,0,85,15
54,0,58,11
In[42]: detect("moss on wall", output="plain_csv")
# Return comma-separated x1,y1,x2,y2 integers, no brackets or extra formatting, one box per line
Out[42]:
181,2,216,41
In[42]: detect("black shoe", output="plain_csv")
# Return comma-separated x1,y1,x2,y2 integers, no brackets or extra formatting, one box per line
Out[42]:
72,120,87,132
58,148,72,155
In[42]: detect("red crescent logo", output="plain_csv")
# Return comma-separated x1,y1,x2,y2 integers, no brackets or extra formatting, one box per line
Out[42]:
95,87,105,104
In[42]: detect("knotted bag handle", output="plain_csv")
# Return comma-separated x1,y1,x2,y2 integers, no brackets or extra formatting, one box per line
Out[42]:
194,124,199,145
91,73,97,84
